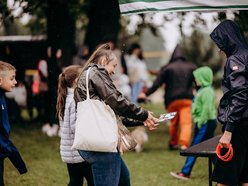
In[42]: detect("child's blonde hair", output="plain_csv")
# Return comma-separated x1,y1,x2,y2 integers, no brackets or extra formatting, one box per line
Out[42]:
0,61,16,77
56,65,83,120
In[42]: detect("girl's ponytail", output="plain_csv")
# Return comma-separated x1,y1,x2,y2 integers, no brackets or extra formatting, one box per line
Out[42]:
56,65,83,120
56,73,67,120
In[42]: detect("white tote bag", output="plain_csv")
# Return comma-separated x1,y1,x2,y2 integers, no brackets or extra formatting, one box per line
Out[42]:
72,67,118,152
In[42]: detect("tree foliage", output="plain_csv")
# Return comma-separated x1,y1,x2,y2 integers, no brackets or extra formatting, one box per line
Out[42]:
181,30,224,87
1,1,248,70
1,0,120,64
84,0,120,52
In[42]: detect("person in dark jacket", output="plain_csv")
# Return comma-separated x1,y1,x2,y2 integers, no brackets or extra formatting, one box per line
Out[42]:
210,20,248,186
74,43,158,186
0,61,27,185
146,44,196,150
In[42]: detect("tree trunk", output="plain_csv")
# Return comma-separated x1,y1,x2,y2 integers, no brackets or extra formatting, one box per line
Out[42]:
84,0,120,53
46,0,75,66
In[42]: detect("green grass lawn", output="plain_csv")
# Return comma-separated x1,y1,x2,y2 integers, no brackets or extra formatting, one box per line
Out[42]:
5,103,221,186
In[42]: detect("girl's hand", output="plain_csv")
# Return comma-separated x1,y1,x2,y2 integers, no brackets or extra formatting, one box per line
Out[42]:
219,131,232,148
144,111,159,130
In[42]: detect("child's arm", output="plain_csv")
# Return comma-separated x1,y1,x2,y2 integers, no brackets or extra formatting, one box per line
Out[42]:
0,108,12,156
146,68,166,96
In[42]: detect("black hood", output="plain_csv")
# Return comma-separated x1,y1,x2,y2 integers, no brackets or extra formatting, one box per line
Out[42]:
210,20,248,57
169,44,187,62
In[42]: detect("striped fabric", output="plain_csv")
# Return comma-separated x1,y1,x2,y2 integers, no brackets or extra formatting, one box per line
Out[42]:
119,0,248,15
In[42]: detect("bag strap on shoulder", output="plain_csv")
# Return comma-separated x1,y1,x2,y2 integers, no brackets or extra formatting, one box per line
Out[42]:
86,67,92,100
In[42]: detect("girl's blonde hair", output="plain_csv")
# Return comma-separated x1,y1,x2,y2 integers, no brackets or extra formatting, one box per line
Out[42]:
81,43,116,72
56,65,83,120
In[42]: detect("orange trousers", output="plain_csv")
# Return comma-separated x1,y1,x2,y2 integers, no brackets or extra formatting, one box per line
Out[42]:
167,99,192,148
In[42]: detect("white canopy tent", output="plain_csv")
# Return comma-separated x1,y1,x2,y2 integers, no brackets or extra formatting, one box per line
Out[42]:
119,0,248,15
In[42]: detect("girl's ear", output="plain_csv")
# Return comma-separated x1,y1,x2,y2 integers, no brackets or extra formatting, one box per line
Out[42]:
100,57,107,66
0,77,2,86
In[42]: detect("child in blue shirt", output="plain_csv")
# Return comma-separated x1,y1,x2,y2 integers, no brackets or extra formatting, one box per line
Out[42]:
0,61,27,185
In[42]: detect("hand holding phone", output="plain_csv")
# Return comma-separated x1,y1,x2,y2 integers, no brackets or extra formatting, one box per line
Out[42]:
158,112,176,123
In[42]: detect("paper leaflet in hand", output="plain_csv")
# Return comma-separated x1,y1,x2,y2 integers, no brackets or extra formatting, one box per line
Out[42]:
158,112,176,123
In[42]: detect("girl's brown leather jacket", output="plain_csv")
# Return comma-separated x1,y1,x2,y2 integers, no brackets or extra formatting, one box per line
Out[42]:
74,64,148,124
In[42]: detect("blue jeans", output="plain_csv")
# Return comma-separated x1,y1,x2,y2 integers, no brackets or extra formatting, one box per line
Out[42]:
131,81,143,104
78,150,130,186
181,120,217,176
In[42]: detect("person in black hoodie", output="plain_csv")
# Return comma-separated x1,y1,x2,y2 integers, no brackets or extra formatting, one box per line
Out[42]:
0,61,27,185
210,20,248,186
146,44,196,150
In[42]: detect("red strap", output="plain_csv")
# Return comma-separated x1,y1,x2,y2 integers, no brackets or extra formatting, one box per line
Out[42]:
216,143,233,162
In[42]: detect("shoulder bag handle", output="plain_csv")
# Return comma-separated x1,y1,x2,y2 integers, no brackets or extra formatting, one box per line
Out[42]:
86,67,92,100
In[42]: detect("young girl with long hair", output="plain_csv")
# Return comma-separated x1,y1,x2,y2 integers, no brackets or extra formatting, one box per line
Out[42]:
57,65,93,186
74,43,158,186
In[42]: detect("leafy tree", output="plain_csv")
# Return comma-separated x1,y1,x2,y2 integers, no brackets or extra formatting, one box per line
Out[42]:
84,0,120,52
24,0,120,58
181,29,224,87
46,0,75,66
1,0,248,69
0,1,15,35
1,0,121,64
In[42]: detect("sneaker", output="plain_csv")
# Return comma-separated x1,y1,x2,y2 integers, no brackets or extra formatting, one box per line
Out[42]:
170,172,190,181
168,144,179,151
180,145,188,150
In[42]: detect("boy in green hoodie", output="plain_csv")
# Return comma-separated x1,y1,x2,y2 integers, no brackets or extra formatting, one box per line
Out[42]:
170,66,217,180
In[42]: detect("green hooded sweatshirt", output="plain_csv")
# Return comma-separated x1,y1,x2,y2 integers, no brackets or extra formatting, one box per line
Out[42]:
192,66,216,128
